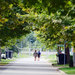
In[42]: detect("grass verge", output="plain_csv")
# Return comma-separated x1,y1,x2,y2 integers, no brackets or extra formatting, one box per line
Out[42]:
18,53,30,58
47,54,75,75
47,54,57,64
59,67,75,74
0,53,29,66
0,58,15,66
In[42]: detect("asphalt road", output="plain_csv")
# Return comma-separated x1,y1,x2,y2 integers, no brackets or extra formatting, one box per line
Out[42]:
0,57,61,75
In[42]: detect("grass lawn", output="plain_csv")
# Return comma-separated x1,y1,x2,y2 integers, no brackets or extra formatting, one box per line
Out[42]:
0,58,15,66
47,54,75,75
48,54,57,60
59,67,75,74
47,54,57,64
18,53,30,58
0,53,29,66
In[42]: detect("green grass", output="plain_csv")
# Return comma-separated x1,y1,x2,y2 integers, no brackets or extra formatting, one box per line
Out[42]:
48,54,56,60
0,53,30,66
46,54,75,74
53,64,69,67
47,54,57,64
59,67,75,74
18,53,30,58
0,58,15,66
48,55,75,74
13,52,30,58
0,53,29,66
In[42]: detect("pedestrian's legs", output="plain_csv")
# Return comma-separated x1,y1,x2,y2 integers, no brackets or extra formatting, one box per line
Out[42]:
34,57,36,61
38,57,40,61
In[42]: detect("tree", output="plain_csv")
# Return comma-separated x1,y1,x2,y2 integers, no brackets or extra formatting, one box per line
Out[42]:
0,0,31,60
20,0,75,66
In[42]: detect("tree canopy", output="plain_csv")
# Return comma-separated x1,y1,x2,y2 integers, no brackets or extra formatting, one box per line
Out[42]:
21,0,75,48
0,0,75,48
0,0,30,46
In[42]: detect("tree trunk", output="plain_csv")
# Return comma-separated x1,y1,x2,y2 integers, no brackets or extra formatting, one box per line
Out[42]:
73,43,75,67
65,44,70,64
0,46,1,61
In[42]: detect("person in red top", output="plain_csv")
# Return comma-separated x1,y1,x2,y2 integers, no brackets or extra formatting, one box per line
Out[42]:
33,50,38,61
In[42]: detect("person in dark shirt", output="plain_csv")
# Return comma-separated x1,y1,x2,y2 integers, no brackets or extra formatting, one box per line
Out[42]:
37,51,41,61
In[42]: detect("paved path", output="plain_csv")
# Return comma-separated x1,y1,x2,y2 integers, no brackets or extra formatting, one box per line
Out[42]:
0,57,63,75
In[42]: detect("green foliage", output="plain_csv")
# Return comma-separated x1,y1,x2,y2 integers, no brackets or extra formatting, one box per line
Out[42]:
20,0,75,49
26,32,36,43
0,0,31,46
0,0,75,50
9,45,19,53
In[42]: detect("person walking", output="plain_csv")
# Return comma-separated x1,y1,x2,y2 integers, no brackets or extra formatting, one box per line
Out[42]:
37,50,41,61
33,50,38,61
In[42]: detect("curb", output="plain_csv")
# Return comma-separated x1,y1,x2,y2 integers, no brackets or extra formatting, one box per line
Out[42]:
59,70,68,75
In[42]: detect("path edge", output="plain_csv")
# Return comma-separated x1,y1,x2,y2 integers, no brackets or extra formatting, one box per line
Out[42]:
58,69,68,75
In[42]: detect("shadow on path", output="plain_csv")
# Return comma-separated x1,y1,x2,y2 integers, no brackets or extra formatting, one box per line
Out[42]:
0,57,60,75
